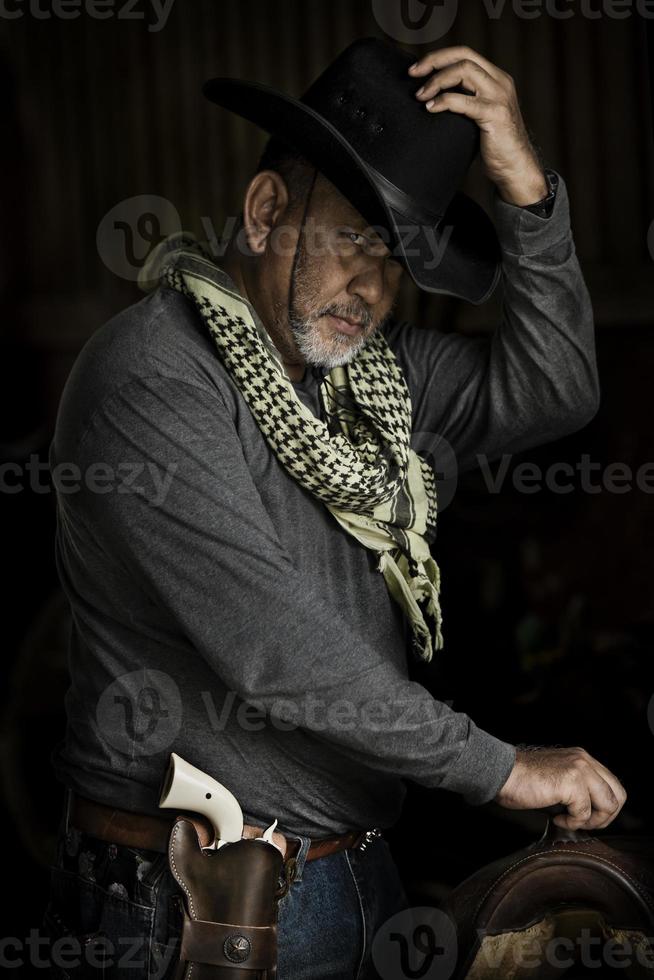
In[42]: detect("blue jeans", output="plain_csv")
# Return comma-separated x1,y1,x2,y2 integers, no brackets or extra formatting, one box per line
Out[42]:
41,814,410,978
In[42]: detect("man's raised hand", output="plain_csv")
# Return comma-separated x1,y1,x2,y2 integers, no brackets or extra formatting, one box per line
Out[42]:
409,45,548,207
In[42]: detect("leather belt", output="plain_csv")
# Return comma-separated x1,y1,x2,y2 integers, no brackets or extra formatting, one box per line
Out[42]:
67,793,375,864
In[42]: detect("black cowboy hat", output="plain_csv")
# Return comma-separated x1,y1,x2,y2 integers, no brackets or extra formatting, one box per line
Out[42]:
203,36,501,305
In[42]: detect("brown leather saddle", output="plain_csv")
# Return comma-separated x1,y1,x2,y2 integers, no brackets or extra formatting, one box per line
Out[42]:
442,814,654,979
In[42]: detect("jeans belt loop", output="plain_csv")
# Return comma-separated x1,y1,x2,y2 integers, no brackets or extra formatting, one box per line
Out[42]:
275,855,298,901
287,833,311,883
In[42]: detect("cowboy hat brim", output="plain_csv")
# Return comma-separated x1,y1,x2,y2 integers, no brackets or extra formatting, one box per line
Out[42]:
202,76,501,305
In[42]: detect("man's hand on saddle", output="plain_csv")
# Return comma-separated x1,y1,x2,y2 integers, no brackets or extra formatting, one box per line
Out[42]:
408,45,549,207
493,746,628,831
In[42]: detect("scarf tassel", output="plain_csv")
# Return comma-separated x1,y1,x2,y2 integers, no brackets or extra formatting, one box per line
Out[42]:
376,549,444,663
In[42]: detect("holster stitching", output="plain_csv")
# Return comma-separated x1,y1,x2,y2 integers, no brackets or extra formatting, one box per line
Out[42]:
168,821,197,920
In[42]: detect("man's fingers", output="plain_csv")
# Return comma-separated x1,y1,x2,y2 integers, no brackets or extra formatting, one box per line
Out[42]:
559,767,621,830
586,756,627,813
586,775,621,828
409,45,509,85
413,59,501,103
570,749,627,826
556,787,593,829
422,92,499,125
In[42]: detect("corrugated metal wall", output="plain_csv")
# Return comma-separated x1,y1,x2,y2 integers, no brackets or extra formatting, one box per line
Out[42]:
2,0,653,355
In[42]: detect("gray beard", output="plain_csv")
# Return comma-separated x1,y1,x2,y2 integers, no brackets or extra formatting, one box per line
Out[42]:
287,310,373,370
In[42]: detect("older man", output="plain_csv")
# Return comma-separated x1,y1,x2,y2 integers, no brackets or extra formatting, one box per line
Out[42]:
42,37,623,980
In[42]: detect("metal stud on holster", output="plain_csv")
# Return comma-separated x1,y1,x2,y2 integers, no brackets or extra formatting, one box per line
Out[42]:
167,816,285,979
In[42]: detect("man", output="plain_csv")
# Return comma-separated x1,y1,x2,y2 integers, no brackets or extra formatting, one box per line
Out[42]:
43,37,624,980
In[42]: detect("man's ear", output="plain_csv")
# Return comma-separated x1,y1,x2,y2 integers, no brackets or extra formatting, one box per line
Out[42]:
241,171,291,256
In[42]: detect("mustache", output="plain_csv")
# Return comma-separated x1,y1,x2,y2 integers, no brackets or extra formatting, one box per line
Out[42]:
319,306,373,329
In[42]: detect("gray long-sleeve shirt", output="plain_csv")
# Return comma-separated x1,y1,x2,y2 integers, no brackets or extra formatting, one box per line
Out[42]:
49,171,598,837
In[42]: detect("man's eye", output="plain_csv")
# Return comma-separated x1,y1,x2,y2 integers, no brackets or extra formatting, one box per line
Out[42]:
336,230,398,263
341,231,365,245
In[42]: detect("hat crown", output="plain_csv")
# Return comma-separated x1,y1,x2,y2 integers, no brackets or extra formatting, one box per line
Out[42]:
299,37,479,220
201,36,500,303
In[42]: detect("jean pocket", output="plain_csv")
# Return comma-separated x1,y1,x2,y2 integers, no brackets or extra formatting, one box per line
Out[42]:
127,849,169,904
42,866,155,979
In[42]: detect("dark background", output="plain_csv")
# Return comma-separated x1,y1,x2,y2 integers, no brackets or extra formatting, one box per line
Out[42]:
1,0,653,962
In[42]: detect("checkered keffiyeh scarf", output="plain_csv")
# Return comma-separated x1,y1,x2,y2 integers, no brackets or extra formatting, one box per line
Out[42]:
139,234,443,662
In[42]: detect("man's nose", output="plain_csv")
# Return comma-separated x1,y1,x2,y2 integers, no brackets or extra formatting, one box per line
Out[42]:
348,261,386,308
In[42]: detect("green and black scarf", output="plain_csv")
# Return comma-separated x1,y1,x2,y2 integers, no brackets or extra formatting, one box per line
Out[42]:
139,235,443,662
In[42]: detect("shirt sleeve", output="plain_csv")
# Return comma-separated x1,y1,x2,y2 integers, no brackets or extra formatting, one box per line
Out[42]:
519,168,559,219
384,169,599,476
68,374,516,806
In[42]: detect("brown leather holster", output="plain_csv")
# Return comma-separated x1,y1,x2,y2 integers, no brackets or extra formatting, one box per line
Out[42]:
167,816,285,979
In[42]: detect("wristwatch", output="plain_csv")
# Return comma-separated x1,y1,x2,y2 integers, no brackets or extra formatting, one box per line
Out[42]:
521,168,559,218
